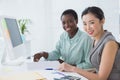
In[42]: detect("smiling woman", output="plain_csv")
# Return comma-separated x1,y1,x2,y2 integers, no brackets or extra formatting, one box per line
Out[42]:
58,6,120,80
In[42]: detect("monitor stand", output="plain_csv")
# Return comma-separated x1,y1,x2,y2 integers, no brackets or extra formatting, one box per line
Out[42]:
1,47,26,66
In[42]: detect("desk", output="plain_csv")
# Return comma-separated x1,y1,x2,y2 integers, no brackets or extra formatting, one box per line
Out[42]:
0,60,88,80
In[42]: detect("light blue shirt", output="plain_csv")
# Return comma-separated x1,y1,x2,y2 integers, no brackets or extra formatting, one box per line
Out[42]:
47,29,93,69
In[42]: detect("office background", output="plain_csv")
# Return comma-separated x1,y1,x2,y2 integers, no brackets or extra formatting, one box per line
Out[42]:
0,0,119,56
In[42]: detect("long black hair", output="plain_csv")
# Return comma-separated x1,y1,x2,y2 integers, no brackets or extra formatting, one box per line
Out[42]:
81,6,105,20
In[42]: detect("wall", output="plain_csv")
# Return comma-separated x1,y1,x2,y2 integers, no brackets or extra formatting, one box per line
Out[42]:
0,0,119,56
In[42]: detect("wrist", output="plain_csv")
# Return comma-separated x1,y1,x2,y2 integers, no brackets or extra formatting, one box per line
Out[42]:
72,66,78,73
42,52,48,59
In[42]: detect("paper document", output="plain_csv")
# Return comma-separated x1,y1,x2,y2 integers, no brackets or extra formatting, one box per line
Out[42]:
27,61,60,70
0,71,46,80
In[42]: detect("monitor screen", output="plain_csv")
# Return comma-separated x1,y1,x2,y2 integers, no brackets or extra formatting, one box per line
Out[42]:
4,18,23,47
0,17,27,65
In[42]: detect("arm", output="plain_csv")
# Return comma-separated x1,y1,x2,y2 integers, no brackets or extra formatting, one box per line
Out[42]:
34,41,61,62
77,36,93,69
34,33,64,62
59,41,118,80
46,35,63,61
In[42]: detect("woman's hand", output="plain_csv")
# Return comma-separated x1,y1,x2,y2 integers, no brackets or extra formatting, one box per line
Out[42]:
33,52,48,62
58,62,75,72
33,53,43,62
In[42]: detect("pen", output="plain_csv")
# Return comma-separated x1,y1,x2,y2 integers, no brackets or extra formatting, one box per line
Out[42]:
45,68,54,70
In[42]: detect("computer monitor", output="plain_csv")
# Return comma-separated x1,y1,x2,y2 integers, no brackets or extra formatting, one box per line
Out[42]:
5,18,23,48
0,17,27,65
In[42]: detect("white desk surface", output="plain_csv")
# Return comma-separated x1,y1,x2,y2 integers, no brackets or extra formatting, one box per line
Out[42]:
0,59,88,80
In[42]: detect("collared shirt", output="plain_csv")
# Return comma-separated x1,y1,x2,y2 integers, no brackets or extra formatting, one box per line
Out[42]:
47,29,93,69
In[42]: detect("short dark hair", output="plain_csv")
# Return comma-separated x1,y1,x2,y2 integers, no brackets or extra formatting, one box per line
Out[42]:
61,9,78,21
81,6,105,20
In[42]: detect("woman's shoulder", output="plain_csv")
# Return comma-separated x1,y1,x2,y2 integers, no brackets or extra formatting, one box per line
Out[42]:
102,31,116,43
105,40,118,48
101,31,119,48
